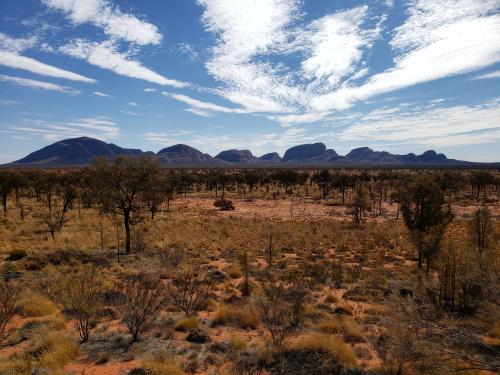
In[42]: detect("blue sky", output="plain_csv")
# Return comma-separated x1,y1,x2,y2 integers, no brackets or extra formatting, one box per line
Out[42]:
0,0,499,163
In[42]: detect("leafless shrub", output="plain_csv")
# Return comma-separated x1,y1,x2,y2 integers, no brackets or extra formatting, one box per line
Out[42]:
159,247,184,271
115,274,166,342
169,267,211,317
258,274,306,349
0,280,18,342
39,265,105,342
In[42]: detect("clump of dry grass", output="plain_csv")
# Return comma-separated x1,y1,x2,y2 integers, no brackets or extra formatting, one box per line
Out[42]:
273,333,357,373
340,317,365,343
227,334,249,351
174,317,199,332
33,327,80,371
213,304,260,329
19,291,58,317
334,303,353,316
317,318,341,334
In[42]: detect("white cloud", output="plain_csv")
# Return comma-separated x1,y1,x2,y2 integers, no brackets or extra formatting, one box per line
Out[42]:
0,32,37,53
10,116,119,141
195,0,500,124
185,108,213,117
42,0,162,45
198,0,304,112
473,70,500,80
299,6,380,89
144,88,157,92
59,39,187,87
129,101,137,106
0,99,23,105
311,0,500,111
175,43,199,61
338,99,500,146
0,50,96,83
93,91,113,97
0,74,80,94
162,92,247,114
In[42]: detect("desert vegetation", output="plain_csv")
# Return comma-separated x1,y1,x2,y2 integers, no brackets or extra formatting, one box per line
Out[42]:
0,159,498,374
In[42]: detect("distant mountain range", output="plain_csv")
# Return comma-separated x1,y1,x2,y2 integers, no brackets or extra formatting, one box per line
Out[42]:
6,137,498,167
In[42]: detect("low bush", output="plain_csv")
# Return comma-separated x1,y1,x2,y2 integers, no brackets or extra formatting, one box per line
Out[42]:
214,197,235,211
174,317,199,332
213,304,260,329
19,292,58,317
269,333,357,374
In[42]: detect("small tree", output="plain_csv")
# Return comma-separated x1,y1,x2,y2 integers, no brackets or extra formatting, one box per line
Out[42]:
0,280,18,342
169,267,211,316
0,170,16,216
400,175,453,270
90,156,161,254
115,274,166,342
351,186,370,224
471,206,492,253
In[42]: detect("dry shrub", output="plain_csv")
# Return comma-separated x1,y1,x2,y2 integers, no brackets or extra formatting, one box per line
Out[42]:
142,358,183,375
39,265,105,342
334,303,353,316
270,333,357,375
0,280,18,341
174,317,199,332
213,304,260,329
340,317,365,343
317,319,341,334
228,264,243,279
364,304,388,316
116,274,166,342
159,247,184,271
227,334,248,351
19,291,57,317
34,327,80,372
169,267,211,316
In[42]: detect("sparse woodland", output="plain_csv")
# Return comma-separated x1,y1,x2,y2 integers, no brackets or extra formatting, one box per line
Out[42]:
0,157,498,374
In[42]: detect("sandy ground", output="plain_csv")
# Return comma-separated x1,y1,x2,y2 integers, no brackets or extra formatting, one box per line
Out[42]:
167,197,500,221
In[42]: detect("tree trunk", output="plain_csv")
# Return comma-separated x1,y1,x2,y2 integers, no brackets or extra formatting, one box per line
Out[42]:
124,211,131,254
2,194,6,215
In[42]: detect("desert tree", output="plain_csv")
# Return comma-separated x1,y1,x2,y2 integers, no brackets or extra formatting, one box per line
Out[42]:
169,267,211,316
89,156,161,254
39,174,77,238
471,206,492,253
0,280,18,342
400,175,453,271
39,265,104,342
0,170,16,216
115,274,166,342
351,185,370,224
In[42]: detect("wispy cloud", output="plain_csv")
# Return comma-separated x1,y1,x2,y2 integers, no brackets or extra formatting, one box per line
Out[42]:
59,39,187,88
42,0,162,45
338,99,500,147
472,70,500,80
9,116,120,141
93,91,113,97
162,92,247,114
311,0,500,111
0,74,81,94
0,50,96,83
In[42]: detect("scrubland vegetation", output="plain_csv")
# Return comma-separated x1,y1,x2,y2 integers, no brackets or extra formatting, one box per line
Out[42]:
0,158,498,374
